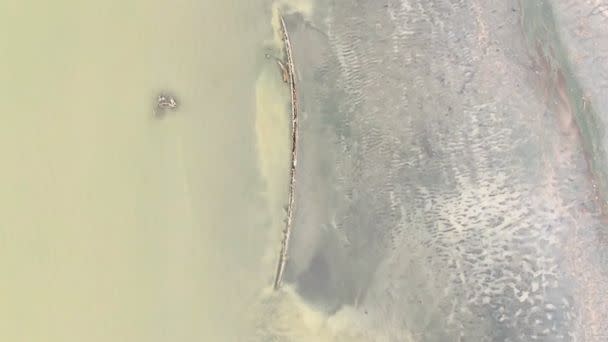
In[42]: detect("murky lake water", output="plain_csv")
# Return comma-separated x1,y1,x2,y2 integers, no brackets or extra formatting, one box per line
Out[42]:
2,0,608,341
0,0,300,340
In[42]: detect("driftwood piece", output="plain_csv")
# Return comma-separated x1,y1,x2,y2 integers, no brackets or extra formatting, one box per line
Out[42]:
273,14,299,290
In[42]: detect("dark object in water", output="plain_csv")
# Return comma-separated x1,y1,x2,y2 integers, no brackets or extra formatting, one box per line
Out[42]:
154,93,178,117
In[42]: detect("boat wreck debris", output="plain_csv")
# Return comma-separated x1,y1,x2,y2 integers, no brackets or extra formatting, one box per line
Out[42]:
273,14,299,290
154,93,178,118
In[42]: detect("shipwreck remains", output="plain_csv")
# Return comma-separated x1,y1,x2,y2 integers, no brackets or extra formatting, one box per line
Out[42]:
273,14,299,290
